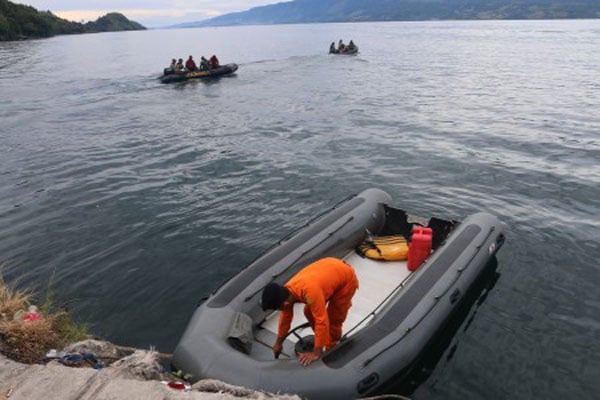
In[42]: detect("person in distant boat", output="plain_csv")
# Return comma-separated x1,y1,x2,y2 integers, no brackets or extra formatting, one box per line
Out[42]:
346,40,357,53
199,56,210,71
261,257,359,367
329,42,337,54
209,55,220,69
175,58,185,71
337,39,345,53
164,58,177,75
185,55,197,71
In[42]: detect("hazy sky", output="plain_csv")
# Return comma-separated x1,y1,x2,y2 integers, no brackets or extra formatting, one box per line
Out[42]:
15,1,284,27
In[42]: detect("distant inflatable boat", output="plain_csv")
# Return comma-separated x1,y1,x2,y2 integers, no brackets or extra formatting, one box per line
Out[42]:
160,63,238,84
330,47,358,55
172,188,505,399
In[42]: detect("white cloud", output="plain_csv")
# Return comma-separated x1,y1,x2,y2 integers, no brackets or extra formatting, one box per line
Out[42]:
55,8,222,24
16,1,285,27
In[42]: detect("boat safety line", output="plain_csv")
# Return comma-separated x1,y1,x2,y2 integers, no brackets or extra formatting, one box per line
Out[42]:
363,226,495,367
363,295,440,367
209,196,360,302
341,272,414,341
243,216,355,303
276,193,357,246
253,335,294,360
433,227,496,299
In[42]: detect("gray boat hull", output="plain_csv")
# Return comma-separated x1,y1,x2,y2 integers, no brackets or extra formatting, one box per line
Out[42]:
173,188,505,398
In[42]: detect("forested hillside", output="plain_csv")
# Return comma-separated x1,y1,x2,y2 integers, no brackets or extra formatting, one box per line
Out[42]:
86,12,145,32
178,0,600,28
0,0,145,41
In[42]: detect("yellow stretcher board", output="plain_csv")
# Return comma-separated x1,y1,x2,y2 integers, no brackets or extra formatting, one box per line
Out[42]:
357,235,409,261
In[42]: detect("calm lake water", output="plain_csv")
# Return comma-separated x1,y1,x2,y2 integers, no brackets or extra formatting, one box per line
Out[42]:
1,19,599,399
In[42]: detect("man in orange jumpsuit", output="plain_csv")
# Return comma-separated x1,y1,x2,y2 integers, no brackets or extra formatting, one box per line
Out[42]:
261,257,359,366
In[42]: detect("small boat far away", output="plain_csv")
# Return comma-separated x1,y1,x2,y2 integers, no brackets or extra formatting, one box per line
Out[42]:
160,63,238,84
172,188,506,399
331,47,358,55
329,40,359,55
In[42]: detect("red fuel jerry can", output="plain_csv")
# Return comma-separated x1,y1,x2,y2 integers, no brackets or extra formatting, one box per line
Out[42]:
407,226,432,271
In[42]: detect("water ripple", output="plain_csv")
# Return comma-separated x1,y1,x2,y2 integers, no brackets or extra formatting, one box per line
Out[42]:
1,20,599,400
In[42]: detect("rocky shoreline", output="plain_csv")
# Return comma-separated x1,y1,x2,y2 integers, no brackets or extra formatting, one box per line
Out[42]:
0,339,412,399
0,281,408,399
0,339,301,400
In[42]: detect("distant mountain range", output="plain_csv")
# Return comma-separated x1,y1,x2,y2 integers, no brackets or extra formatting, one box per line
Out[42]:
0,0,145,41
172,0,600,28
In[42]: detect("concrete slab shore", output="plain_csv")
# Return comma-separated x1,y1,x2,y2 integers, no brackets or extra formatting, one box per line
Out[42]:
0,338,410,400
0,354,301,400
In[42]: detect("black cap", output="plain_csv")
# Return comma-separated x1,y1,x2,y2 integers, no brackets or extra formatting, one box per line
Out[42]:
261,283,289,311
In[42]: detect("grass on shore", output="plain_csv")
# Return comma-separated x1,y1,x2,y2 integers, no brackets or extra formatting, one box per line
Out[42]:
0,275,88,363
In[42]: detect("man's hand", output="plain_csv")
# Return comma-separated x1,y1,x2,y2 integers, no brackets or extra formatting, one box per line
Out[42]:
298,351,320,367
272,341,283,359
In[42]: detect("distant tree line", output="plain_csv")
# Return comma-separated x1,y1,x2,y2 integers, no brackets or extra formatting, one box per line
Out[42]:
0,0,145,41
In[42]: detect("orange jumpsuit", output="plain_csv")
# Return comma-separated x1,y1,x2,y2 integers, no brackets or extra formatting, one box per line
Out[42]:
277,257,359,351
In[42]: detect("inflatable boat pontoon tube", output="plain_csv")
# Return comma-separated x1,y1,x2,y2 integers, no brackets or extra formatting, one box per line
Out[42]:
173,188,506,399
160,63,238,84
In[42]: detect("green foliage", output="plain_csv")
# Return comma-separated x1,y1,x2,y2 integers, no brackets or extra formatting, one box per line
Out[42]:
38,270,89,345
85,12,146,32
0,14,11,39
0,274,88,363
0,0,144,42
50,310,89,345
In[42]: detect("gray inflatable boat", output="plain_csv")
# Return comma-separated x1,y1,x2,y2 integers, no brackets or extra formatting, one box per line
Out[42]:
172,188,506,398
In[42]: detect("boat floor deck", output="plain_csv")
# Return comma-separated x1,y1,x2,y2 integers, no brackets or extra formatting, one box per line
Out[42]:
260,250,413,343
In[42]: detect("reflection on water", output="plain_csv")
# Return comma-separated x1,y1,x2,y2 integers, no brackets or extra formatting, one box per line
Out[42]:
388,257,501,397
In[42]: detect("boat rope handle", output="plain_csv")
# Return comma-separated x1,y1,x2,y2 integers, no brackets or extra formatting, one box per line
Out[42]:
363,226,496,367
243,216,355,303
212,194,359,301
341,271,413,340
276,193,357,245
273,216,355,282
283,322,311,343
362,228,383,255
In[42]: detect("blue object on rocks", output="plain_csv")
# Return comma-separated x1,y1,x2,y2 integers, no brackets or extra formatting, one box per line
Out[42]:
58,352,104,369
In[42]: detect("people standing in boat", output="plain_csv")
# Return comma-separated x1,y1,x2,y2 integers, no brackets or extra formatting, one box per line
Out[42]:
209,55,220,69
199,56,210,71
329,42,337,54
175,58,185,71
337,39,345,53
261,257,359,366
185,55,197,71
